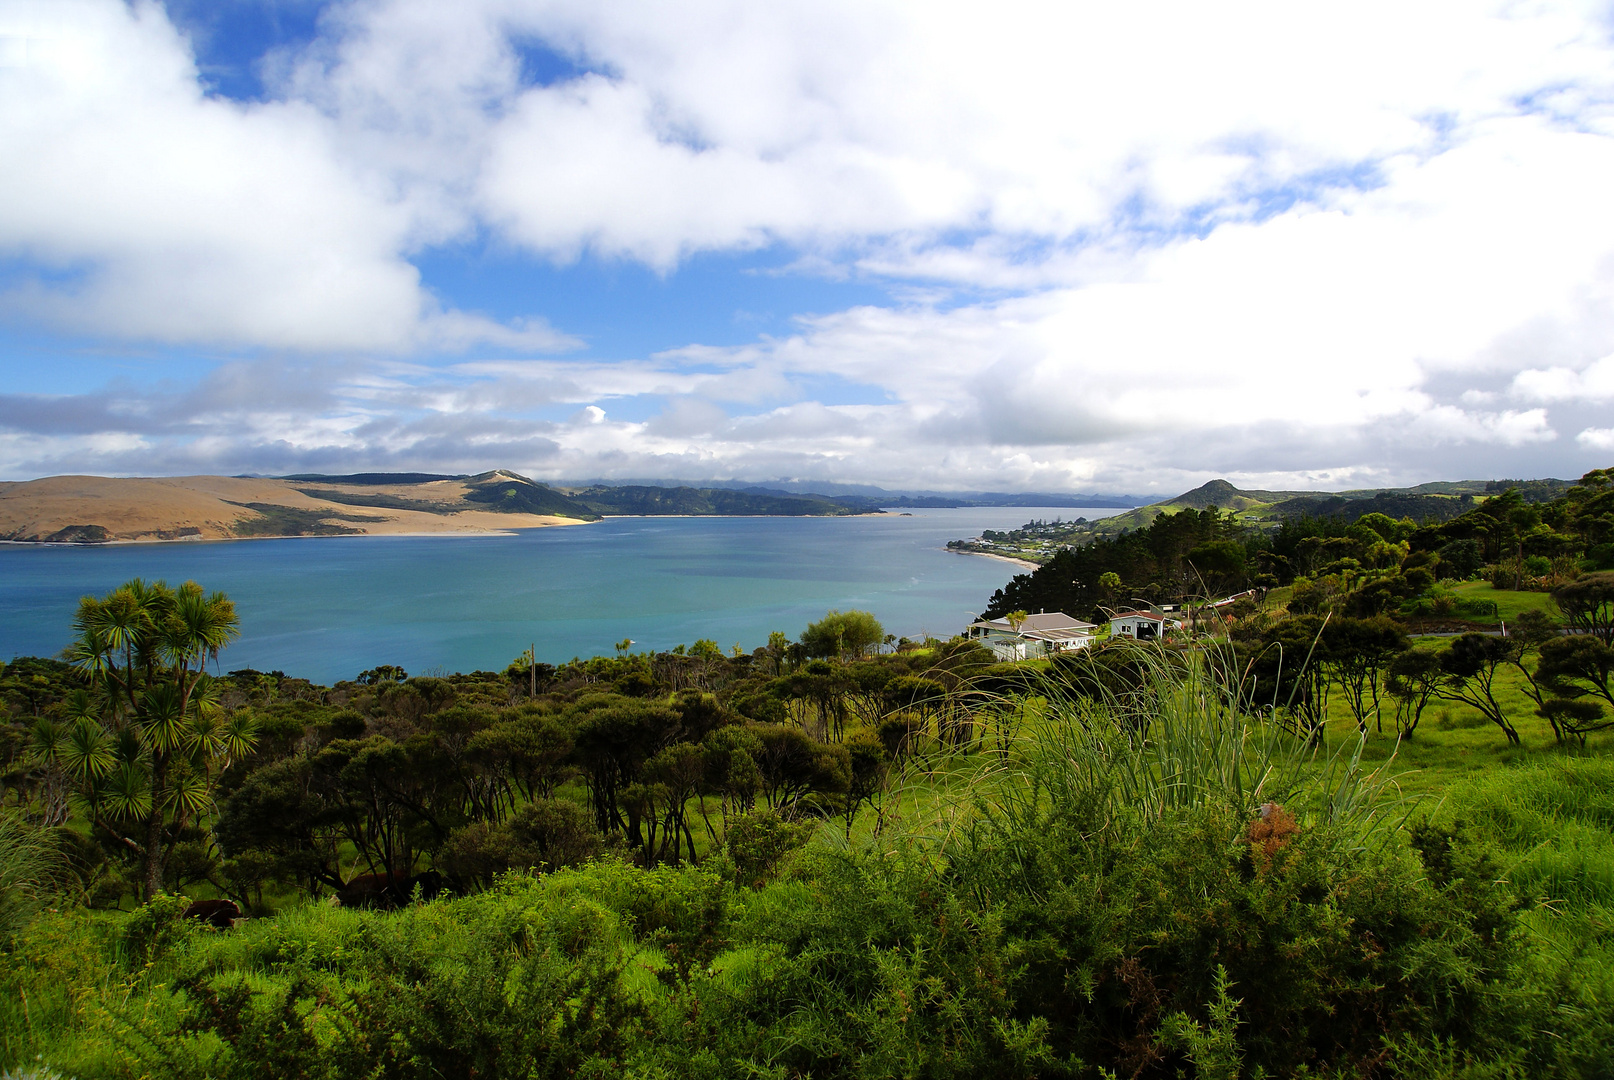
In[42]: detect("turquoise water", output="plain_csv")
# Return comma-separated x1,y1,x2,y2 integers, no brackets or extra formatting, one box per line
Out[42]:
0,507,1117,684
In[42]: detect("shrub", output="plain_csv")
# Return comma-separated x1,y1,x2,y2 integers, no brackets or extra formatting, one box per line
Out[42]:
118,891,193,969
723,809,814,887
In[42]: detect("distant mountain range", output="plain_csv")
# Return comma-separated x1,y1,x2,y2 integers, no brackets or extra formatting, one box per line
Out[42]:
1,468,1577,544
0,470,889,544
278,473,1148,510
511,477,1141,508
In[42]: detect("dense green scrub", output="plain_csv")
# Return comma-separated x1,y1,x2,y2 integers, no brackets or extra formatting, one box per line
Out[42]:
7,567,1614,1078
7,731,1614,1078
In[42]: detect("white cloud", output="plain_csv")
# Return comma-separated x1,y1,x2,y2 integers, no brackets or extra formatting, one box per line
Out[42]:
4,0,1614,487
1578,427,1614,451
0,0,562,352
1510,354,1614,402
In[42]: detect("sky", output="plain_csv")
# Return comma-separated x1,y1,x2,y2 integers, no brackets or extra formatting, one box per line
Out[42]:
3,1,1614,496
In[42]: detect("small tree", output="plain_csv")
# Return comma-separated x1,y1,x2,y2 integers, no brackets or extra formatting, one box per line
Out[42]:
46,578,254,900
1436,634,1521,745
1385,649,1442,738
1321,617,1408,733
800,610,886,661
1552,572,1614,643
1536,634,1614,745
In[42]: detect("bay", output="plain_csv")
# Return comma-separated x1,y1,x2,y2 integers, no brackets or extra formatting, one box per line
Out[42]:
0,507,1120,684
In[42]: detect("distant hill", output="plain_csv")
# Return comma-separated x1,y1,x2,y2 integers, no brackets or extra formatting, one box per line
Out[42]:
1164,479,1321,511
0,472,598,544
280,472,461,485
563,484,871,517
1078,479,1312,534
1267,491,1474,524
876,492,1141,509
1076,475,1560,538
0,470,891,544
556,477,1143,508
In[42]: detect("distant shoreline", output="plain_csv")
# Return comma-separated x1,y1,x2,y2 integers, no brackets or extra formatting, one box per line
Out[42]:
0,518,593,547
950,548,1039,571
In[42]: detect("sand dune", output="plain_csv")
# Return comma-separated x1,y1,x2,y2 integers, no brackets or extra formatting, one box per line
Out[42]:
0,474,585,543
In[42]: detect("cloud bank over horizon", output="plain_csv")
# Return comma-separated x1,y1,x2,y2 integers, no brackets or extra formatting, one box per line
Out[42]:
3,0,1614,495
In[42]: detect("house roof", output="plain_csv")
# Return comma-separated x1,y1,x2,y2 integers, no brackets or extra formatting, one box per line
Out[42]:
1110,610,1170,622
971,611,1096,634
1022,627,1096,642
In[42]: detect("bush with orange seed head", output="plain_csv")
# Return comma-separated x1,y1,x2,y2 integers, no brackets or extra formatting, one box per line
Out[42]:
1245,802,1300,869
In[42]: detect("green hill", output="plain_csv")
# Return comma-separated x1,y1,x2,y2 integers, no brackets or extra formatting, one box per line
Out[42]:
566,484,871,517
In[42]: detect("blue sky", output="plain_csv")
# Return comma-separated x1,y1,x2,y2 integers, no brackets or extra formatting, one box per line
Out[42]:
3,0,1614,494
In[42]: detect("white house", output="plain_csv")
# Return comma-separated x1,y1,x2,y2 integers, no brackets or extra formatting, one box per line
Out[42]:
967,611,1097,661
1108,610,1183,641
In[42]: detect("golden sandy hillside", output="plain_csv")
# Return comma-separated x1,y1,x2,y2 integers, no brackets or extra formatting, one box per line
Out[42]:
0,474,586,543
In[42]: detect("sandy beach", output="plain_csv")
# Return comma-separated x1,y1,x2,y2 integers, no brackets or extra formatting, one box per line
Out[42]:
951,548,1040,571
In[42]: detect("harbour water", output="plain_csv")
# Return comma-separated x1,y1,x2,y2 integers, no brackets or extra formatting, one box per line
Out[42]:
0,507,1120,684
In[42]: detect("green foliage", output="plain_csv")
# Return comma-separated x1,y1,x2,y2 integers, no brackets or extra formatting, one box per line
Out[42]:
439,798,603,889
119,890,193,969
45,578,253,901
8,710,1611,1080
1444,758,1614,913
13,561,1614,1078
1158,966,1250,1080
1553,570,1614,643
0,815,61,942
799,609,886,659
987,505,1254,620
724,809,815,887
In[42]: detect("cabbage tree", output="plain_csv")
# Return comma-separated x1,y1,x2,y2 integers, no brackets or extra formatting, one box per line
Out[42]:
34,578,255,900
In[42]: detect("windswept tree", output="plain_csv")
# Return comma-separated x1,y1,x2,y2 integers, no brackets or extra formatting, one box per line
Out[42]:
1436,634,1522,745
1536,634,1614,744
1553,572,1614,643
1385,648,1442,738
38,578,254,900
1321,617,1408,733
800,610,886,660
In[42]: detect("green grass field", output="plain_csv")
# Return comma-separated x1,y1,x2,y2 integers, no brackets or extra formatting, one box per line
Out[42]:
1451,580,1562,622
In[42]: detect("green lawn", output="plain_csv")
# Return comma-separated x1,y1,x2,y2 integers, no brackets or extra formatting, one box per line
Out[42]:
1317,645,1613,801
1451,580,1561,622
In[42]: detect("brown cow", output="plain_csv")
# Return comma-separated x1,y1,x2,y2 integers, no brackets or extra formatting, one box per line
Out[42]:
183,898,241,930
337,869,444,909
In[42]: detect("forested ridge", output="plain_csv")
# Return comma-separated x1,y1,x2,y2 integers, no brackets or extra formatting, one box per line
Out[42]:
983,467,1614,622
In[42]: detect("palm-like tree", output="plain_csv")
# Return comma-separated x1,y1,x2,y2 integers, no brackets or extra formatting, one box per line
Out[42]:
38,578,254,900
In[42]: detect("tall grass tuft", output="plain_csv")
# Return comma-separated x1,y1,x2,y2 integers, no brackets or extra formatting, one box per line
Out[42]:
1445,756,1614,911
928,641,1415,858
0,814,61,943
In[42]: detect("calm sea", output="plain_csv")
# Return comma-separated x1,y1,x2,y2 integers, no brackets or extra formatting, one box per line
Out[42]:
0,507,1121,684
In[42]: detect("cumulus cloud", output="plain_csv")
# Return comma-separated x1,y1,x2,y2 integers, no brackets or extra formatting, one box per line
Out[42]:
0,0,568,352
1511,355,1614,402
4,0,1614,488
1578,427,1614,451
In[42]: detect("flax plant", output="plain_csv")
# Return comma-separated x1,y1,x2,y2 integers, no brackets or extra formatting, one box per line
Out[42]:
875,635,1413,876
0,814,59,942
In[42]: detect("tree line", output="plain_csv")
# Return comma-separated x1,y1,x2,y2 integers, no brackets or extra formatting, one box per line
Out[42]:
985,466,1613,622
3,590,1005,910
